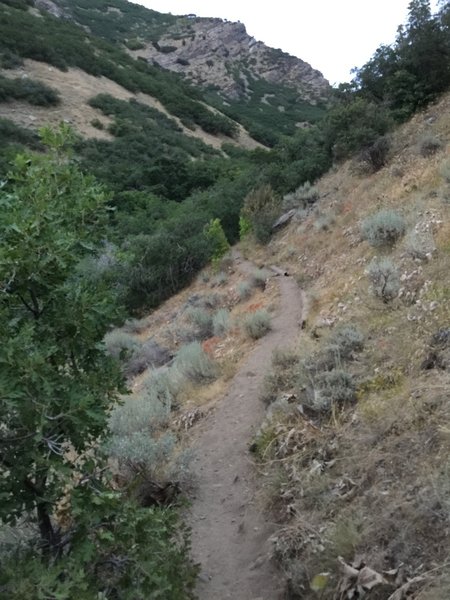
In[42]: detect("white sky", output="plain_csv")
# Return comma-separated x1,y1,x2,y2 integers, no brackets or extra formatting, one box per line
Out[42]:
133,1,440,85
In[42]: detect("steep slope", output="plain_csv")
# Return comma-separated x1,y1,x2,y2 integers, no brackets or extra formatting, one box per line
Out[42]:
239,92,450,598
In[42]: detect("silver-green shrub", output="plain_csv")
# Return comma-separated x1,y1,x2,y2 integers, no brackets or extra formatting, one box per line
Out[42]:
244,310,272,339
103,329,140,359
367,257,400,302
328,325,364,360
250,268,271,290
361,210,406,247
174,342,217,382
212,309,230,337
185,307,213,340
237,281,253,300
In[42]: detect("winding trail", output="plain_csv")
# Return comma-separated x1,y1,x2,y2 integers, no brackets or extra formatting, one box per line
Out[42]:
187,255,304,599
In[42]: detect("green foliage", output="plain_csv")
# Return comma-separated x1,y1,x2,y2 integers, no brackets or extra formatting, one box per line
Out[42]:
367,257,401,302
0,74,60,106
174,341,217,382
243,309,272,339
0,2,235,136
361,209,406,247
1,493,196,599
0,126,196,596
323,97,393,161
0,124,122,544
0,118,41,178
239,215,252,239
328,325,364,360
205,218,230,270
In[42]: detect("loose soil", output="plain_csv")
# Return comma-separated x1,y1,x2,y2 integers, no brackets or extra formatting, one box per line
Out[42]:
187,254,303,599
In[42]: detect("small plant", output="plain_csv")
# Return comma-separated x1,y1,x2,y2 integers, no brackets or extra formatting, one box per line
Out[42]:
314,369,356,409
185,307,213,340
174,342,217,382
241,184,280,244
244,310,272,339
419,134,442,157
237,281,253,300
272,347,298,368
361,209,406,248
212,309,230,337
366,257,400,302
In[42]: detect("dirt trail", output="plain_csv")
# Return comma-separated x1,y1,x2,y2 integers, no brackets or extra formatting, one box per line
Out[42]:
187,255,303,599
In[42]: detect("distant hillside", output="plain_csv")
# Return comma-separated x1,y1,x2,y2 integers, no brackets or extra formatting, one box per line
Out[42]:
20,0,330,145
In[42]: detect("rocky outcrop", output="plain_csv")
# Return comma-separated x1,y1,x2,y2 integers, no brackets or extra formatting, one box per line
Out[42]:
131,17,330,103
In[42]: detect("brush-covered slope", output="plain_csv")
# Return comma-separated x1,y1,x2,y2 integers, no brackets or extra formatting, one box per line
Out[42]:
8,0,329,146
244,91,450,598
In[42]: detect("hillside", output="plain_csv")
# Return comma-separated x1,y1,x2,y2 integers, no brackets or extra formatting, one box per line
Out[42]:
104,90,450,599
0,0,329,148
2,0,450,598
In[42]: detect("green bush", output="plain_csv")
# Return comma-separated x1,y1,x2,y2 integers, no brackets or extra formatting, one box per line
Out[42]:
174,341,217,382
212,308,230,337
0,75,60,106
367,257,400,302
361,209,406,248
244,310,272,339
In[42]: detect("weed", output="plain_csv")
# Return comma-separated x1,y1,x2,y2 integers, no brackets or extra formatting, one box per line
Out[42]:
237,281,253,300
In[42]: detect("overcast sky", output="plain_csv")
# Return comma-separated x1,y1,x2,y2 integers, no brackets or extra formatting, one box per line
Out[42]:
133,1,439,84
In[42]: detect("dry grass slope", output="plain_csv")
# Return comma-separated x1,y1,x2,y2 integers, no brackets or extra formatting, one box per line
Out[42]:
246,92,450,598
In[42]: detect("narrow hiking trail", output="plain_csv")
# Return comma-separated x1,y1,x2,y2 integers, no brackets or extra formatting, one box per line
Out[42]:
187,254,304,600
